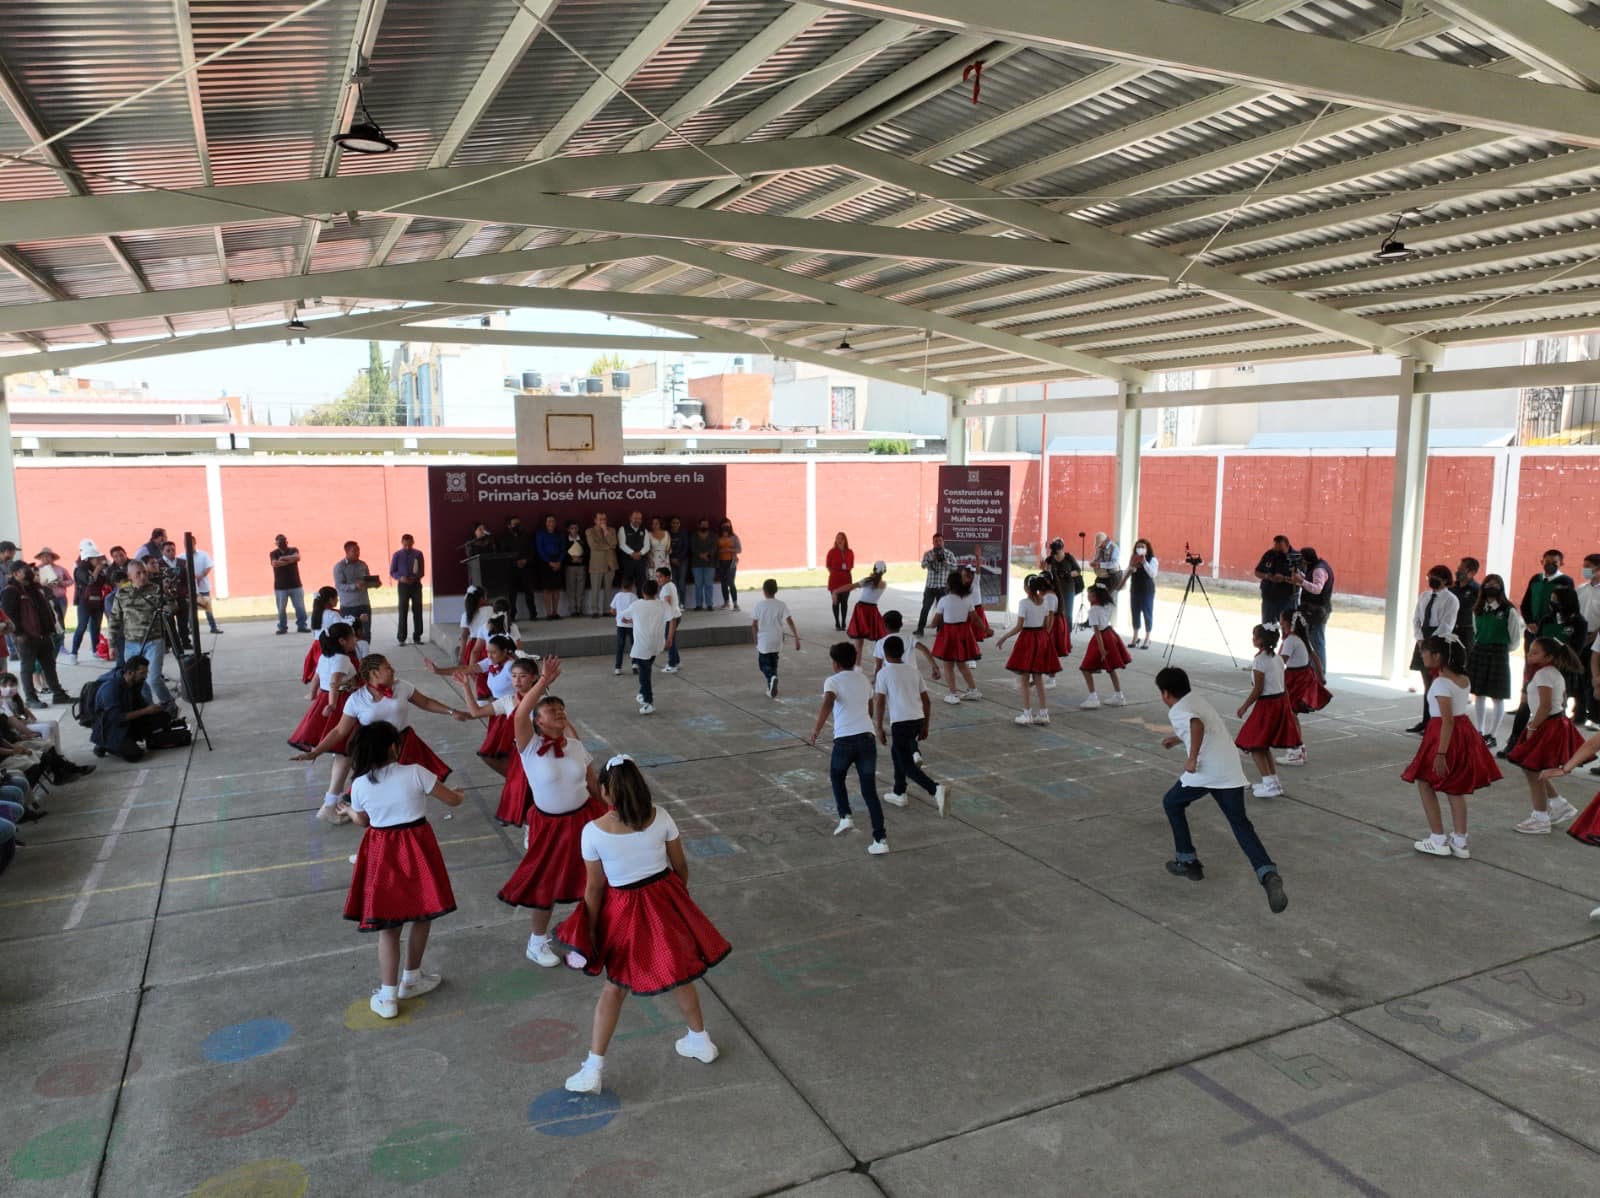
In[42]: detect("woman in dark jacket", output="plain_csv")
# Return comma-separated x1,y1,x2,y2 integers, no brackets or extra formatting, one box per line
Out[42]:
70,542,109,664
535,514,565,620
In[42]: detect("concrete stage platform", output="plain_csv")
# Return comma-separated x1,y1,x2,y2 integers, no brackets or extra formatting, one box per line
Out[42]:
6,583,1600,1196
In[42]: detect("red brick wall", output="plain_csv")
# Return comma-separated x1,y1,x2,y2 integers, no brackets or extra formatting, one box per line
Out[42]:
726,462,805,572
1138,456,1216,571
688,374,772,428
816,459,934,568
1512,455,1600,587
1420,455,1493,585
17,464,211,566
1044,455,1114,549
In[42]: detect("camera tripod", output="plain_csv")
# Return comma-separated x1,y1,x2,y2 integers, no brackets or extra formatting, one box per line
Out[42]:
1164,558,1238,670
159,607,212,750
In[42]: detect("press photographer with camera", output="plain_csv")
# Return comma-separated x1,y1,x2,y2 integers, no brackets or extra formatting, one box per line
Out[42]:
1292,546,1334,670
1254,535,1301,627
105,559,174,706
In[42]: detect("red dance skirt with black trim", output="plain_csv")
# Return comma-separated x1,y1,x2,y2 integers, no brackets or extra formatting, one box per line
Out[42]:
846,601,887,640
396,726,450,781
1050,614,1072,657
300,640,320,684
1567,791,1600,847
1401,714,1502,795
1507,716,1584,771
497,796,607,910
932,621,980,663
552,869,731,996
1006,627,1060,676
344,817,456,933
288,688,352,753
1234,693,1303,751
477,713,515,758
1284,665,1332,713
494,750,531,827
971,606,993,641
1081,628,1132,673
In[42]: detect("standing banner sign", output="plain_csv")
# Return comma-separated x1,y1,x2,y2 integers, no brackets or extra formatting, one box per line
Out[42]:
937,464,1010,611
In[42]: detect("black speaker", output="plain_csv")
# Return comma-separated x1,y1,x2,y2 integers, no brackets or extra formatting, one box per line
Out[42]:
178,651,213,704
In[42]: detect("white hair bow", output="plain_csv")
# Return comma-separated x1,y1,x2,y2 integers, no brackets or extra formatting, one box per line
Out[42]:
605,753,634,770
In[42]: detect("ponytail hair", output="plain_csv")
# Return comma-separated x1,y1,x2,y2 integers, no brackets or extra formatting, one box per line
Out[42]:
1531,635,1582,675
319,622,353,657
600,756,654,830
947,569,972,597
1280,609,1309,641
1423,634,1467,674
357,653,389,683
487,614,508,637
462,586,485,622
310,585,338,628
1254,624,1281,653
348,720,401,780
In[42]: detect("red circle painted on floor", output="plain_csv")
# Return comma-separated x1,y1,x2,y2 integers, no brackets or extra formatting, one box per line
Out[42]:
194,1082,298,1138
34,1050,142,1099
566,1160,659,1196
505,1018,580,1063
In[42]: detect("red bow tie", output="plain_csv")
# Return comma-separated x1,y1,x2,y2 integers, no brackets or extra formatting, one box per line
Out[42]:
370,685,394,699
488,662,505,676
536,735,565,757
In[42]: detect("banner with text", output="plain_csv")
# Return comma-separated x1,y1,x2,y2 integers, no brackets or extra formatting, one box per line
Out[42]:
936,464,1011,611
427,464,728,596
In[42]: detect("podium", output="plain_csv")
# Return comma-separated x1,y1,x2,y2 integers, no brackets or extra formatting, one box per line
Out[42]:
466,552,523,597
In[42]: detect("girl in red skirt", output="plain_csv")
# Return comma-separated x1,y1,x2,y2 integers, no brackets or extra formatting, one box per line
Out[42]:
1402,636,1501,859
1541,730,1600,870
1234,624,1300,797
340,720,465,1019
1507,638,1584,834
500,661,609,968
996,574,1060,726
292,655,469,785
301,586,345,684
1276,610,1330,766
455,656,545,826
1079,585,1129,710
289,622,360,822
963,565,994,643
421,635,522,777
843,560,889,665
1044,585,1069,688
826,532,855,632
930,569,982,705
555,755,730,1095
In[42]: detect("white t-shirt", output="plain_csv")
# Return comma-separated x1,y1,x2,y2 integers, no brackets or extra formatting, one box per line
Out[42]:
581,809,681,887
658,580,681,620
1018,597,1050,629
873,660,927,725
190,548,214,594
1087,604,1112,630
1253,651,1286,697
1281,634,1309,669
1426,674,1471,717
490,693,519,717
480,657,517,699
935,592,973,624
856,581,886,605
751,597,791,654
823,669,873,739
1527,664,1567,708
628,597,668,660
350,762,436,828
1169,694,1248,790
314,651,353,694
460,604,492,637
319,607,345,632
873,633,900,663
521,735,593,815
611,591,635,628
344,679,416,730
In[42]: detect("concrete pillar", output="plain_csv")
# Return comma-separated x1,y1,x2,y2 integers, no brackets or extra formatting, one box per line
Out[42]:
1113,382,1143,559
946,390,968,466
1381,360,1432,679
0,379,19,544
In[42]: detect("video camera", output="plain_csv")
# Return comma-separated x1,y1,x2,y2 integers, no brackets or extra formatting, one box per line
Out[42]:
1286,549,1305,575
1184,541,1204,568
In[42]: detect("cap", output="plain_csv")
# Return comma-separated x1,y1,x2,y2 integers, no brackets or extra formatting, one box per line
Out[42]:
0,541,16,553
79,538,104,558
873,559,887,574
34,546,58,560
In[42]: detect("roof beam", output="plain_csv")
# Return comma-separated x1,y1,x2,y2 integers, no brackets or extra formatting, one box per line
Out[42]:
808,0,1600,147
169,0,230,286
1428,0,1600,92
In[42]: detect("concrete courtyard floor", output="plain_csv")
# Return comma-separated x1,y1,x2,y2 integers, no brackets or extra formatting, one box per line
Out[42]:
5,584,1600,1196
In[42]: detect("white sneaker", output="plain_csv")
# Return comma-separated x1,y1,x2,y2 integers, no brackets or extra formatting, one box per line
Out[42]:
1014,710,1034,726
1106,692,1126,707
1276,748,1306,767
397,971,442,1000
613,668,622,676
1251,779,1283,798
767,676,778,699
369,991,399,1019
564,1059,603,1094
1513,815,1552,835
882,791,909,808
1413,838,1452,857
663,665,679,674
348,853,358,865
565,951,587,970
675,1033,719,1064
1043,676,1056,690
933,784,947,817
527,937,560,968
867,839,890,855
1079,694,1101,710
1449,838,1471,859
832,816,854,836
635,693,644,704
942,693,963,705
962,689,982,701
1034,711,1050,726
316,804,350,825
639,703,655,715
523,825,530,852
1550,799,1579,825
912,751,923,765
68,653,78,665
1590,905,1600,921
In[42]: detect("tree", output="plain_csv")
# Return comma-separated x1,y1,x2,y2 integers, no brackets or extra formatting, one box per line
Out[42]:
588,352,626,376
302,341,399,426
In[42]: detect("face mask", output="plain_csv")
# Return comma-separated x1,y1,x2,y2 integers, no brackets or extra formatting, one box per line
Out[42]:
0,686,16,698
1584,567,1595,580
1429,577,1443,590
1545,562,1559,575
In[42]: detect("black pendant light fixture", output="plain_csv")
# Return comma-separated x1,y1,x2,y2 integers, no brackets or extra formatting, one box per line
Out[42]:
836,329,853,351
333,86,398,155
1374,208,1418,261
285,315,309,332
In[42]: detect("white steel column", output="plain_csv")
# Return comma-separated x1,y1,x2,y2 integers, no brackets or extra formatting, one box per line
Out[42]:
204,460,230,598
1485,447,1520,583
0,379,18,544
1382,361,1432,679
947,391,969,466
1210,452,1225,579
1114,382,1143,562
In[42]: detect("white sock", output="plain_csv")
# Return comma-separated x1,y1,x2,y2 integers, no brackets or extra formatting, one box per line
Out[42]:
1487,699,1505,737
322,793,340,806
401,968,421,985
1530,810,1551,823
1473,696,1487,728
683,1027,710,1047
377,984,397,1001
1449,833,1469,847
1429,832,1448,846
529,932,550,948
584,1051,604,1069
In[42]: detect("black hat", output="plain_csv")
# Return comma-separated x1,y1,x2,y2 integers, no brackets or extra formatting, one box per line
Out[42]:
0,541,15,553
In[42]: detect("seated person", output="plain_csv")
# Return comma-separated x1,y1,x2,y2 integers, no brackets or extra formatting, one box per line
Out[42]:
89,656,176,762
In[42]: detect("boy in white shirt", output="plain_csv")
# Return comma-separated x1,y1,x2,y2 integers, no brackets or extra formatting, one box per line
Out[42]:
810,641,888,854
610,576,636,676
622,579,670,715
873,635,947,816
654,566,683,673
1155,666,1287,914
873,609,938,681
750,578,800,699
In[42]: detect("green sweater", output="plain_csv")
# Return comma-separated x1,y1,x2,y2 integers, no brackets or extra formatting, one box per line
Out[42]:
1474,604,1512,648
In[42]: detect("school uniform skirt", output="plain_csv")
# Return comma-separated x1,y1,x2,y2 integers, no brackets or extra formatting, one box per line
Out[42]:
1050,614,1072,657
1006,627,1060,676
846,601,887,640
287,688,351,752
1466,641,1512,699
1507,716,1584,771
1080,628,1131,673
396,727,451,781
1401,714,1502,795
494,751,531,827
1567,792,1600,846
477,713,515,758
344,817,456,933
300,640,320,684
497,796,607,910
553,869,731,996
1284,665,1332,713
971,605,993,641
1234,693,1302,751
931,621,981,663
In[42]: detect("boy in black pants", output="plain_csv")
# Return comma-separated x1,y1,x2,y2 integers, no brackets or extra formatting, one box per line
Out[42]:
872,635,948,816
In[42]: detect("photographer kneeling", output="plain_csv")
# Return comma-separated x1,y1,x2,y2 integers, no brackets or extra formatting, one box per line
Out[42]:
89,656,178,762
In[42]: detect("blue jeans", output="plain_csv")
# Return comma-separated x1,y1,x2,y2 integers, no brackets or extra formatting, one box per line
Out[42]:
692,566,715,609
757,651,779,682
124,637,173,705
1162,780,1276,879
1261,593,1296,628
634,656,654,705
275,587,307,632
667,618,680,668
829,732,885,841
614,627,632,670
1129,586,1154,637
1302,608,1328,672
71,604,103,655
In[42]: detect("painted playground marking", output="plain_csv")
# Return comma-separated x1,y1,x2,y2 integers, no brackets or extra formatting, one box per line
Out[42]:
190,1159,308,1198
527,1088,621,1137
201,1018,293,1063
34,1049,141,1099
369,1120,470,1183
62,767,148,930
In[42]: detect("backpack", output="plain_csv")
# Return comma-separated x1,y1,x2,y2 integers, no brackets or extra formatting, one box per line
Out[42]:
71,678,101,727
